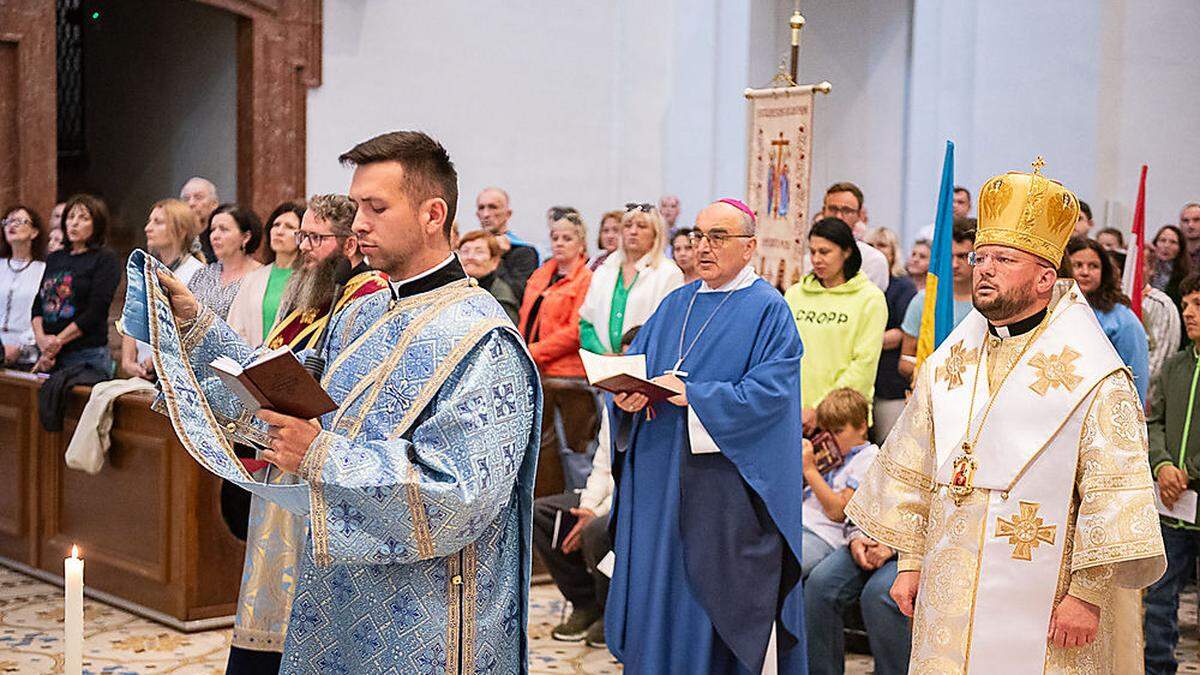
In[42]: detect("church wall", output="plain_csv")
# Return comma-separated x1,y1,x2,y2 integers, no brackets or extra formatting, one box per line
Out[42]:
308,0,769,250
74,0,238,246
904,0,1200,243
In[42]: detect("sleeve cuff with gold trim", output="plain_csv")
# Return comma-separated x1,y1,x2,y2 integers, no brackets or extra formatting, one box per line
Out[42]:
1066,578,1107,607
897,552,924,572
299,430,336,483
179,307,215,354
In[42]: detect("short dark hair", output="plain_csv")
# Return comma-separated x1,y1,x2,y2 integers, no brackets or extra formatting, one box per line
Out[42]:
952,217,977,244
209,203,263,255
1181,272,1200,298
339,131,459,240
1078,200,1093,221
262,200,306,264
825,182,864,210
1066,237,1129,312
62,194,110,250
953,185,971,201
1,204,46,260
672,227,693,242
809,217,863,279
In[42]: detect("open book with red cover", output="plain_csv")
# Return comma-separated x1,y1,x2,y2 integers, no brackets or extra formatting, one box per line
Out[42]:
210,347,338,473
578,349,679,403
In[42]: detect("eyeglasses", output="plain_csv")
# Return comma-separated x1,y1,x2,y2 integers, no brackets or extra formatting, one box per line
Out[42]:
688,229,755,247
824,205,860,218
624,202,654,213
294,231,345,246
968,251,1027,268
2,217,32,228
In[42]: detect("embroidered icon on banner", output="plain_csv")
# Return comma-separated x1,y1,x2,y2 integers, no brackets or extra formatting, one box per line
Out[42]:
935,341,980,391
995,501,1057,561
1028,345,1083,396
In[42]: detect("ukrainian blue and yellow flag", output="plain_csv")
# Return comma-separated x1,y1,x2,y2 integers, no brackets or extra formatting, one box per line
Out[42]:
915,141,956,372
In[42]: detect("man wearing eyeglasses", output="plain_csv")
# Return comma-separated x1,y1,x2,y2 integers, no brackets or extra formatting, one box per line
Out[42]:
817,182,890,291
846,164,1165,673
606,198,808,673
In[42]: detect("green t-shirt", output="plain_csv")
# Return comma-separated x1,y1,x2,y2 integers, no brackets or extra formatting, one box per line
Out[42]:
261,264,293,340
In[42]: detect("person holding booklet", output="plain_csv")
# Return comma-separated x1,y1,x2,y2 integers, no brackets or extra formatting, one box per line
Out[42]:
138,131,540,674
1144,273,1200,673
603,199,808,674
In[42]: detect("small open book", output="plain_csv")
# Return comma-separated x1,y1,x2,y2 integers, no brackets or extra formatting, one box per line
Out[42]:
211,346,338,420
578,350,679,403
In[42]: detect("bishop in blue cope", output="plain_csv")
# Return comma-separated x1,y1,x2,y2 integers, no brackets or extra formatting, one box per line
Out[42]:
606,199,808,674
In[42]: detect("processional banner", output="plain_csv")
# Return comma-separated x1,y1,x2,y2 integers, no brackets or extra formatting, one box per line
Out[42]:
745,85,815,291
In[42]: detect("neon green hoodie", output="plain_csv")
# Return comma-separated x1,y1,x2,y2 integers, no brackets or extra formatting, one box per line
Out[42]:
784,271,887,413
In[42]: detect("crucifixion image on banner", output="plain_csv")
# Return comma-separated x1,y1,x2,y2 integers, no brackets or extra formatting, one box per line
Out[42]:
746,87,815,291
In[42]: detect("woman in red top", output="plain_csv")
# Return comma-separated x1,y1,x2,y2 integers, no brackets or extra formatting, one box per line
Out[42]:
519,212,597,494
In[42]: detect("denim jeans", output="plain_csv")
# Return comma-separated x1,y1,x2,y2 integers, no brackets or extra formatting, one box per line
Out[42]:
801,526,836,579
1144,522,1200,675
55,346,115,378
805,545,910,675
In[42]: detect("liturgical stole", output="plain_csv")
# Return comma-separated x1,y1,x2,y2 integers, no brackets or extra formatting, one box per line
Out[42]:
923,285,1125,672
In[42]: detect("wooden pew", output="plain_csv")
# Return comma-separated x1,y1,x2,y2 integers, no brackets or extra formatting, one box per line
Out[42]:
0,370,245,631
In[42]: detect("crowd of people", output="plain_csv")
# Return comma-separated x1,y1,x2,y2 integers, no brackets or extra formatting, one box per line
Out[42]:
4,158,1200,673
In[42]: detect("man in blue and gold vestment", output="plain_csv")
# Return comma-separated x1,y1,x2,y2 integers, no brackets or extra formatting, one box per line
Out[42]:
140,131,541,674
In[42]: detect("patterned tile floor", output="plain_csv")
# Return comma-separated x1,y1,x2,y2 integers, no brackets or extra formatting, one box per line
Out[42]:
0,563,1196,673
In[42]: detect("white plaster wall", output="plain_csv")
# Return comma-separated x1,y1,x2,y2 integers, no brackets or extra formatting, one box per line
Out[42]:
905,0,1200,243
308,0,763,250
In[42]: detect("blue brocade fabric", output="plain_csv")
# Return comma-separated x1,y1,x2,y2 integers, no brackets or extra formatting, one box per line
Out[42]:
122,250,542,674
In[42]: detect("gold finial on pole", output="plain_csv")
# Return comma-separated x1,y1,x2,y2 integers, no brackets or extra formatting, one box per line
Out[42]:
1031,156,1046,175
789,9,805,83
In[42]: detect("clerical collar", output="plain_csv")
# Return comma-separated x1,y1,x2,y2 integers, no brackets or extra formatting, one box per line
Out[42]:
698,264,759,293
389,254,464,300
988,307,1047,338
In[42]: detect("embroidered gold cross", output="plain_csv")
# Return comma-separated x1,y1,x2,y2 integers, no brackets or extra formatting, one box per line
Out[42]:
935,341,979,391
995,501,1057,561
1031,155,1046,174
1028,346,1083,396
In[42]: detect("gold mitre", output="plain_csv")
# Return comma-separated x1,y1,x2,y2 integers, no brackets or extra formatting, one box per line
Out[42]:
975,157,1080,264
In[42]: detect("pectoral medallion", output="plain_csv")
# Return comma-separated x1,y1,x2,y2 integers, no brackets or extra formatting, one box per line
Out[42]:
948,443,977,506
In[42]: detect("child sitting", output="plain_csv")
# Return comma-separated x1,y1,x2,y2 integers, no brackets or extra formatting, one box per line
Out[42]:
800,387,879,578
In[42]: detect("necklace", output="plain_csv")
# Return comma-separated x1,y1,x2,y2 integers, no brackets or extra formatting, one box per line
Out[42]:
947,313,1053,506
666,286,735,378
6,257,31,273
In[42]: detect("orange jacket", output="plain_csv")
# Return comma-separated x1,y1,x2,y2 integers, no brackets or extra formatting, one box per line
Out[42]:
518,256,592,378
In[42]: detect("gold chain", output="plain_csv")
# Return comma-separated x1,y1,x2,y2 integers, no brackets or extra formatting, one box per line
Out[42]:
961,315,1053,452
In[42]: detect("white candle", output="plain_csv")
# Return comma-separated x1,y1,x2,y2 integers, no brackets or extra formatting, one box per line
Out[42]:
64,545,83,675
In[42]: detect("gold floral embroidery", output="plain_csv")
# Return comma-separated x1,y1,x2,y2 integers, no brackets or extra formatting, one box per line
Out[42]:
935,341,979,391
995,501,1057,560
1028,346,1083,396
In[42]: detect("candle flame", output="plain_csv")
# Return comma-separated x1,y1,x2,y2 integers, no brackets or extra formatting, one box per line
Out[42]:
71,545,79,559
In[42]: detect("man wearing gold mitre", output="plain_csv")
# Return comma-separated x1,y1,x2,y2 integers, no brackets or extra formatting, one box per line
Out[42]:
845,159,1166,674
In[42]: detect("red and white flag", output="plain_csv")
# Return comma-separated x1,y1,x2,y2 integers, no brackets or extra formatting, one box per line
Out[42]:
1121,165,1148,319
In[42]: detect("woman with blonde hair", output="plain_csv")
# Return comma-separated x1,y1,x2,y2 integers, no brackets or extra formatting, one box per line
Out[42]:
864,226,917,442
121,199,204,379
579,203,682,354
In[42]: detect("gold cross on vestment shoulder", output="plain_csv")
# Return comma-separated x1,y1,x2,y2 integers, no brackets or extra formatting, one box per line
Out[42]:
1031,156,1046,174
935,341,979,391
995,501,1057,561
1028,346,1083,396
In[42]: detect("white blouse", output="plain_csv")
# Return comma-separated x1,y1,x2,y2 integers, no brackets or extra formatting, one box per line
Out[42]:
0,258,47,357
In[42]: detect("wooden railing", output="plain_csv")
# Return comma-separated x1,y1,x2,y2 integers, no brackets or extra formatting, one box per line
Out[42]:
0,370,244,630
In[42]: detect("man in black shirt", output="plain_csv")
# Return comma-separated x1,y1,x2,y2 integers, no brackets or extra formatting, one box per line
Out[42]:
475,186,539,298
